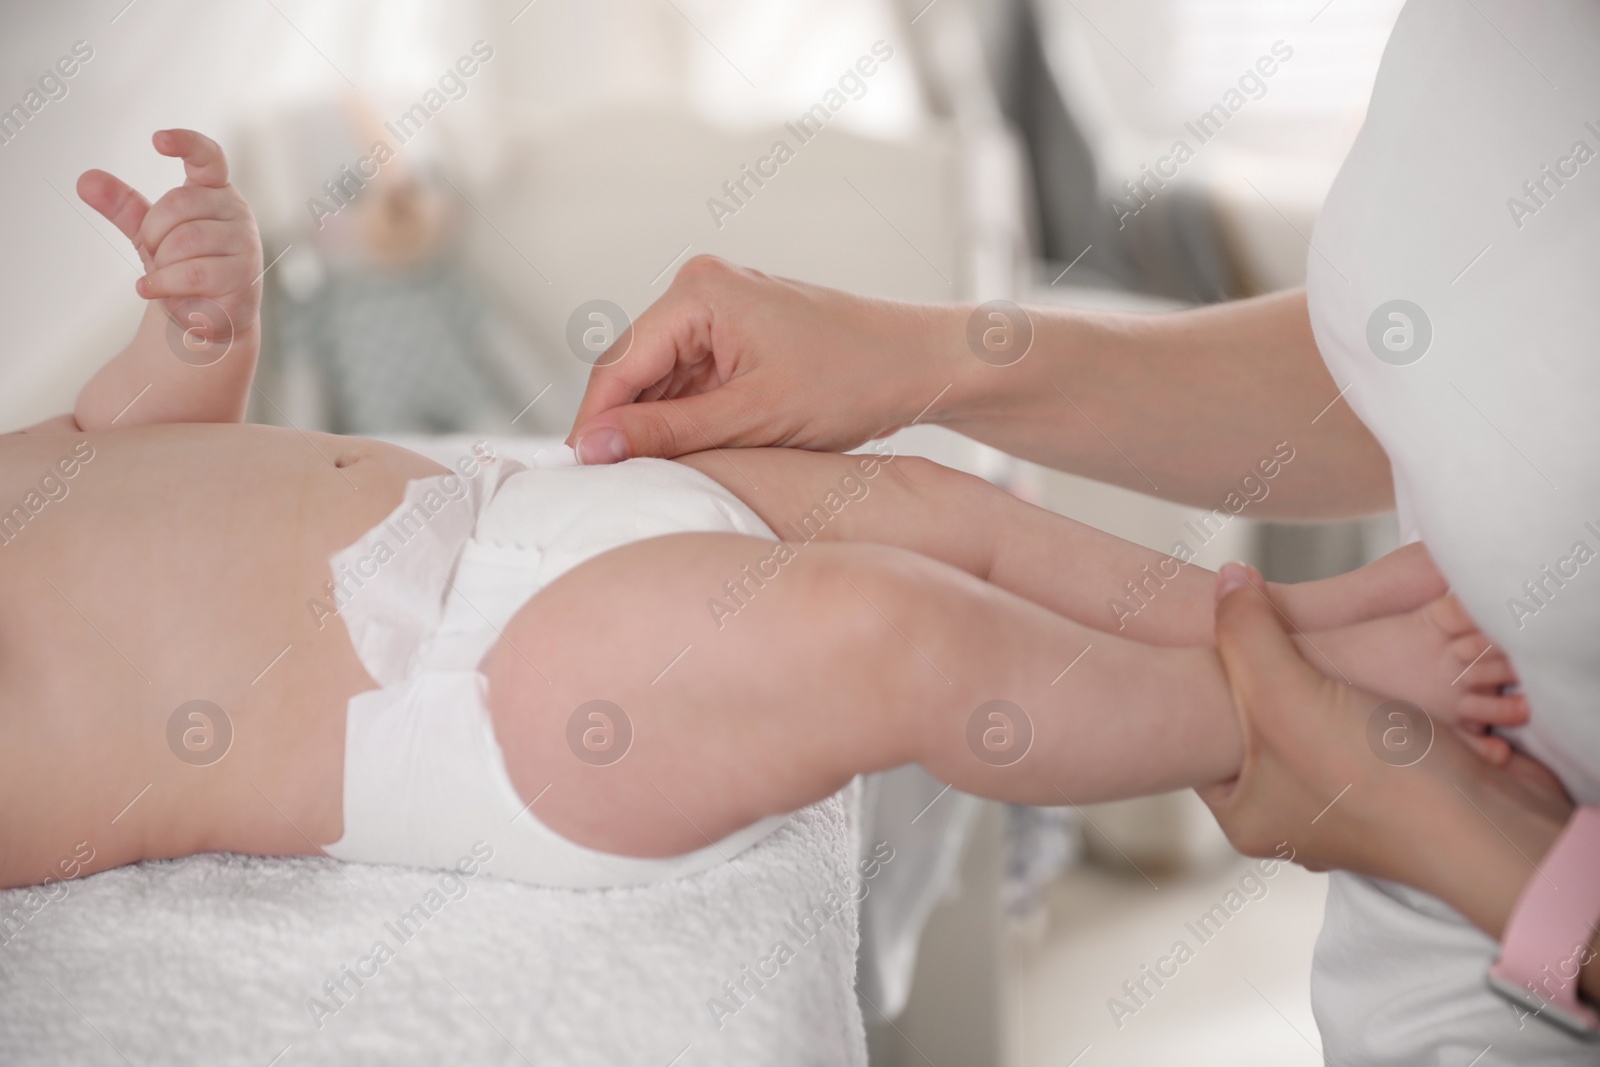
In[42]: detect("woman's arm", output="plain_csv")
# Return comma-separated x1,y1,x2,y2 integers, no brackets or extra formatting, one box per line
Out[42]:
935,289,1393,519
568,258,1392,519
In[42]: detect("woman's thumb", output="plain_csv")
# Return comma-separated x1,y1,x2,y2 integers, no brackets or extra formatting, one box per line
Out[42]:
1213,564,1325,709
572,389,746,463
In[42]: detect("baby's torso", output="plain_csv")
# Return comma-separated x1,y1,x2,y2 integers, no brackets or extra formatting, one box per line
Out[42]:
0,423,446,887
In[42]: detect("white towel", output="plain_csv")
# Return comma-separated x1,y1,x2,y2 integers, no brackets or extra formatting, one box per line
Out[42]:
0,789,867,1066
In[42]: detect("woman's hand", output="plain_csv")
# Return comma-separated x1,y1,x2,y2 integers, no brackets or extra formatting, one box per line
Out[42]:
1197,563,1595,1000
565,256,962,463
567,265,1394,521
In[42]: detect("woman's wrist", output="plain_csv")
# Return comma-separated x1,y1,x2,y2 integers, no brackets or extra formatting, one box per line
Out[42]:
932,300,1092,438
895,300,979,428
1406,771,1600,1005
1378,771,1598,1013
1411,778,1563,938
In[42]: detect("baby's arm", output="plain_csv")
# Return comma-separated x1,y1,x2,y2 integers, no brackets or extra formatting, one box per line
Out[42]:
18,130,261,433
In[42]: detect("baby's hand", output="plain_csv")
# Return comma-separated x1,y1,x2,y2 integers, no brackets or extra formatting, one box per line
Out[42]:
77,129,262,356
1294,593,1528,764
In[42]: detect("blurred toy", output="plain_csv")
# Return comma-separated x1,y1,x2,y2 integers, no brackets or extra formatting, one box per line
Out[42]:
246,97,543,435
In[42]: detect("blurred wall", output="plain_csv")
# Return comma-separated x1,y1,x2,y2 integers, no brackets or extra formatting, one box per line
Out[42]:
0,1,492,427
0,0,937,431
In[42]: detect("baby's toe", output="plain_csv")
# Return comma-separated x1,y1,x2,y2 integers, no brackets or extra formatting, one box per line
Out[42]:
1453,691,1530,728
1423,593,1480,639
1445,635,1517,690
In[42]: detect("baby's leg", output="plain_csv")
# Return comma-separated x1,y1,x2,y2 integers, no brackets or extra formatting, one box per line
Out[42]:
677,449,1521,728
483,531,1239,859
676,447,1220,646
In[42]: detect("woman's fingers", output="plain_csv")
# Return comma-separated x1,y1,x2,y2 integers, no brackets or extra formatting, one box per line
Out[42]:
154,128,230,188
1457,730,1513,766
569,288,717,456
1212,566,1329,714
76,168,151,249
1503,750,1576,818
575,382,773,464
1196,568,1327,845
568,254,940,462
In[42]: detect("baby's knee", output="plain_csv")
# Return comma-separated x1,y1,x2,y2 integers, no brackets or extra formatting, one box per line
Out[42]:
786,543,956,683
873,452,970,503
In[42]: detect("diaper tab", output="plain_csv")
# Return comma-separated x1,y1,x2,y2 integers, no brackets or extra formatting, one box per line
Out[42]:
326,454,527,687
527,443,579,469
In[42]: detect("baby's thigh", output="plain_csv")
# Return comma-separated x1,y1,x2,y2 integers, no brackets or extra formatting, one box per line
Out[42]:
481,531,908,859
675,446,1000,578
672,446,902,544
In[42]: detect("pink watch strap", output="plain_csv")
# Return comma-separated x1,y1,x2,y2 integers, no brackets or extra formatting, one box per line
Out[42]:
1488,806,1600,1036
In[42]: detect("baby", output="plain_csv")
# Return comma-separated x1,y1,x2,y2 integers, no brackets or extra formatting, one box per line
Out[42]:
0,131,1525,891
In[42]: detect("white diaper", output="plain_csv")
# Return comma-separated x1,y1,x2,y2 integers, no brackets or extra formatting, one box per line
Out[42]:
321,444,790,888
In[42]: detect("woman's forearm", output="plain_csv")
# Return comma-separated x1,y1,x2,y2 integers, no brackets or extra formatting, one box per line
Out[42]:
930,289,1394,520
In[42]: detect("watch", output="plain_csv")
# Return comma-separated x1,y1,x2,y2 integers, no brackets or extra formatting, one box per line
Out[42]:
1487,805,1600,1038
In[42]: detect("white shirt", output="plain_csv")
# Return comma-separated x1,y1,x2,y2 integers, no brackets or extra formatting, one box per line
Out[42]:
1305,1,1600,1061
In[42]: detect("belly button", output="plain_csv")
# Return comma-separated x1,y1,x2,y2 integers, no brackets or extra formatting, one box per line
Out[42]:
334,451,362,469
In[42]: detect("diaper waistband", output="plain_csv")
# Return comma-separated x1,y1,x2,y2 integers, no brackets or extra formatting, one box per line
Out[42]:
326,445,576,688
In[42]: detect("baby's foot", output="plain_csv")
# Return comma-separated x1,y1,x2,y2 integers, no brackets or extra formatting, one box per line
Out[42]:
1293,594,1528,757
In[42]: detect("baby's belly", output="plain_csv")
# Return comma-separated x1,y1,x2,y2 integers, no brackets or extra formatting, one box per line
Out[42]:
0,423,445,887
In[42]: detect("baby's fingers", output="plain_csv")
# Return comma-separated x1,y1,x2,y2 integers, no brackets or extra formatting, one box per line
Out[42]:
76,169,151,249
149,220,252,267
154,128,229,188
136,185,242,261
137,256,244,300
